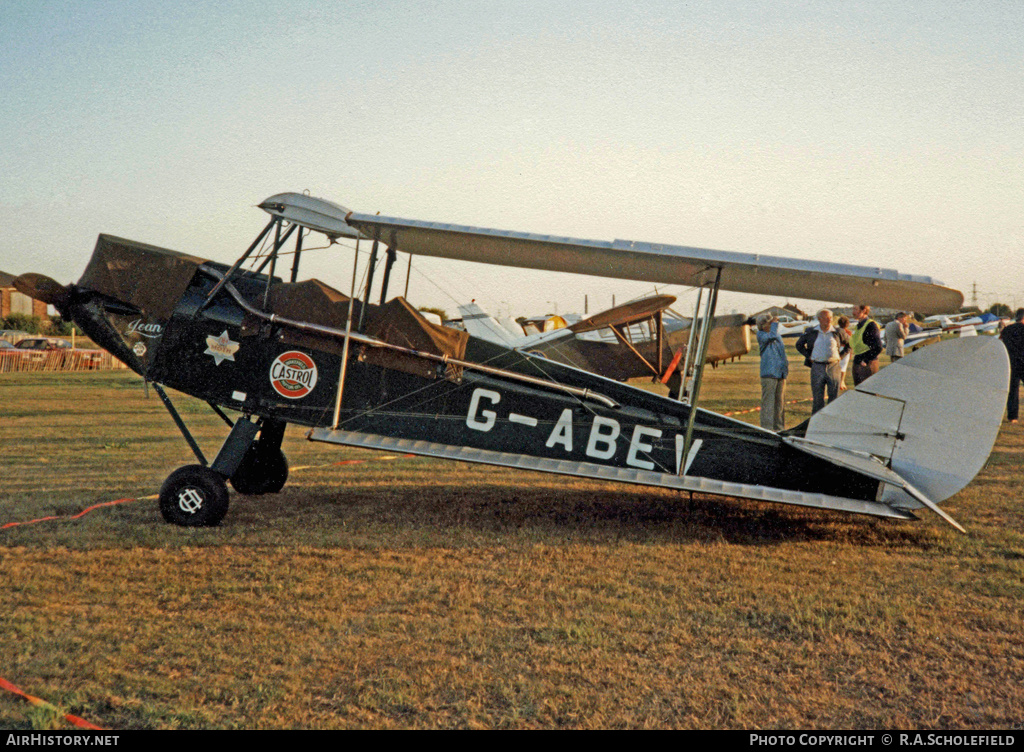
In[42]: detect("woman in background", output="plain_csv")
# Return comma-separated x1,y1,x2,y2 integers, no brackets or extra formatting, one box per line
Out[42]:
836,314,853,391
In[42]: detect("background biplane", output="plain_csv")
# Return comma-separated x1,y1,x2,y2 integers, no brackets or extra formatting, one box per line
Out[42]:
456,298,750,383
15,192,1010,533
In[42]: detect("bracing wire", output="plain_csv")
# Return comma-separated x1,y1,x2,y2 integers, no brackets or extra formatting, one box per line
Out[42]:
279,238,726,477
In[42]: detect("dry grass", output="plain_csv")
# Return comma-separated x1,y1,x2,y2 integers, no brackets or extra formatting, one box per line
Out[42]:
1,349,1022,729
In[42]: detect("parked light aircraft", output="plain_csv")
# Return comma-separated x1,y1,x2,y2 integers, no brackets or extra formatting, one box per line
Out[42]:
15,192,1009,533
456,298,750,383
774,315,813,338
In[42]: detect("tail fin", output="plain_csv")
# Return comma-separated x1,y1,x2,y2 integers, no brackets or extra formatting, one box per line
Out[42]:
457,302,522,347
804,337,1009,512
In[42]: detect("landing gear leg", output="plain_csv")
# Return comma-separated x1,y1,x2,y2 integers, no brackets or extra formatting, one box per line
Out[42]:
151,387,290,523
157,413,261,527
229,419,290,496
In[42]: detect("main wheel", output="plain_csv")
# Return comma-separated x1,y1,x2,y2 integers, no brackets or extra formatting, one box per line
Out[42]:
230,445,289,496
159,465,230,527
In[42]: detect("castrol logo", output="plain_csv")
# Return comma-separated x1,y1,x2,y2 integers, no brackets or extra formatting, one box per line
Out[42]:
269,351,318,399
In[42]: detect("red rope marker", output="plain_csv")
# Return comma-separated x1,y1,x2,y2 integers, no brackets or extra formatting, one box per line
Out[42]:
0,676,102,730
1,455,416,530
0,452,422,729
722,397,813,417
1,497,152,531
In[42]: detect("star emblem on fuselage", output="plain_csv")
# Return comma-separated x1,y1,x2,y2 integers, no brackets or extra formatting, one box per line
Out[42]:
204,330,239,366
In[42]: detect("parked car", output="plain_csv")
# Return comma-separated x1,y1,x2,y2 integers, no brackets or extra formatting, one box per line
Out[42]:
14,338,72,351
12,338,72,368
0,339,27,369
0,330,32,345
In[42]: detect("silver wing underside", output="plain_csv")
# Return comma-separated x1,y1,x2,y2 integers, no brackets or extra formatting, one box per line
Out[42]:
261,193,963,314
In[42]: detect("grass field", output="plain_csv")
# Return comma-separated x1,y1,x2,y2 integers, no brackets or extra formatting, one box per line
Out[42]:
1,348,1022,729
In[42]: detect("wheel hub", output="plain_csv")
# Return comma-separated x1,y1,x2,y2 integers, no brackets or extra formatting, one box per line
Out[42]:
176,487,205,514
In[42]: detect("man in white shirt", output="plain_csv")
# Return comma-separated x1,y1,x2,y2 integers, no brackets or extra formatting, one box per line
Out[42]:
795,309,851,414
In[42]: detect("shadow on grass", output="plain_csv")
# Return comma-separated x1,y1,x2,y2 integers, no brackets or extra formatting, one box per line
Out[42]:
234,478,940,550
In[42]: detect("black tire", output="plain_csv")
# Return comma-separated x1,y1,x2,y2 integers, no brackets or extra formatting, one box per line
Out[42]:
260,449,289,493
230,445,289,495
159,465,230,527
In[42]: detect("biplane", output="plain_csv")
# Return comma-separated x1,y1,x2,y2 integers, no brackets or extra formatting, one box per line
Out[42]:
15,192,1010,533
456,298,750,383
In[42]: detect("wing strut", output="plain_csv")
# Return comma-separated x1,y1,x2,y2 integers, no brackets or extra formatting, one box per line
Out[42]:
332,236,363,429
378,245,398,305
201,217,278,310
656,308,665,375
679,266,723,475
677,285,703,403
357,237,380,331
262,220,284,310
609,324,660,376
289,228,304,283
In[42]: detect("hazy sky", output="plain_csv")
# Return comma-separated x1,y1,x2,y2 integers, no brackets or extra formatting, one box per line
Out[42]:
2,0,1022,319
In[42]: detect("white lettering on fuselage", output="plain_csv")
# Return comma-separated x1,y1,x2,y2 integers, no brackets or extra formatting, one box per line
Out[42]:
466,388,500,431
626,425,662,471
545,409,574,452
464,387,700,473
585,416,620,460
126,318,164,338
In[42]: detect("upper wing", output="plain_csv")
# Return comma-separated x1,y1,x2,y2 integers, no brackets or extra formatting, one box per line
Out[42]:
568,294,676,333
344,213,963,314
258,194,964,314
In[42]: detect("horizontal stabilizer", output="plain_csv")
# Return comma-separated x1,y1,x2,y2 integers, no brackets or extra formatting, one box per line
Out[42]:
783,436,965,532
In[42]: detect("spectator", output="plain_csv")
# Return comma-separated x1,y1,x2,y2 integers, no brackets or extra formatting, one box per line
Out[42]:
884,312,909,362
851,305,882,384
796,309,850,414
999,308,1024,423
755,314,789,431
836,314,852,391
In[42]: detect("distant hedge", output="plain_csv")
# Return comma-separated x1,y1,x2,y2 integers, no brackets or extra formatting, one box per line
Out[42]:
0,314,83,335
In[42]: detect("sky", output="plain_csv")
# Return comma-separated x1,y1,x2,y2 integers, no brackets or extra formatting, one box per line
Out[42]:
2,0,1022,321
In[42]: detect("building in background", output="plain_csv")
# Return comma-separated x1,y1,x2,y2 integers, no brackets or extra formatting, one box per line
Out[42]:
1,271,49,319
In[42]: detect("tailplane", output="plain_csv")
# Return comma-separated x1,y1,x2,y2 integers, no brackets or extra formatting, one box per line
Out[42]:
457,302,522,347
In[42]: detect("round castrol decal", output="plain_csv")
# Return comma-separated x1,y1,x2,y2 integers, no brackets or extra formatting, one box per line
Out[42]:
269,351,319,399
